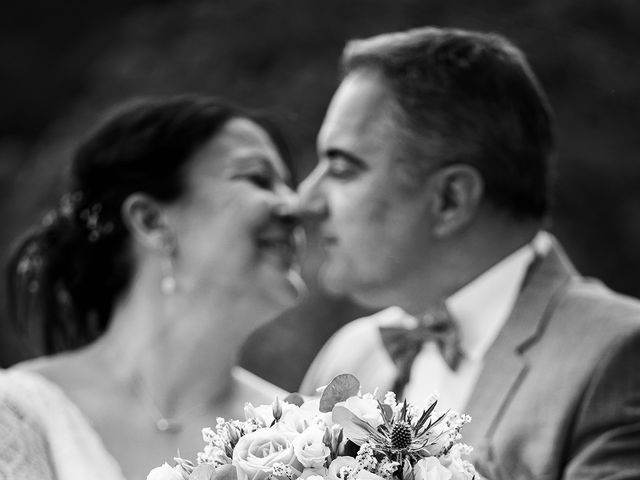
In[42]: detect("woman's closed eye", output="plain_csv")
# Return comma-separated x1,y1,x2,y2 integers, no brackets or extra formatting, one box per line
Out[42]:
244,171,274,189
231,161,277,189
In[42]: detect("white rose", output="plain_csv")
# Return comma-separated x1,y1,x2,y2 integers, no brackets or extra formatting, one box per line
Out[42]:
337,397,383,428
299,468,327,480
446,459,475,480
440,446,478,480
299,398,333,427
413,457,452,480
146,463,184,480
327,456,359,480
232,428,297,480
355,470,386,480
292,426,331,468
244,403,275,427
279,403,319,434
427,421,452,456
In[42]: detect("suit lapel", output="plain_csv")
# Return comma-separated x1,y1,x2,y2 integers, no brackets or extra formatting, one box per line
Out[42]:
462,241,577,447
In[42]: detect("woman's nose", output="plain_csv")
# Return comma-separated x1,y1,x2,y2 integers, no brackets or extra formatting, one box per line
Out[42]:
273,185,302,224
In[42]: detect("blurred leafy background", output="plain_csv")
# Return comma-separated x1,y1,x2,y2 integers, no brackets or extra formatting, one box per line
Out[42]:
1,0,639,390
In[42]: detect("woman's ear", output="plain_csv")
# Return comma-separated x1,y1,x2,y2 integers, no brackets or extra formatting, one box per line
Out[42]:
429,164,483,237
121,193,173,251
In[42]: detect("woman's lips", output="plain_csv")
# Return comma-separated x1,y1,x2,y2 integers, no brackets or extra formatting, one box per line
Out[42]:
257,235,297,269
320,234,337,249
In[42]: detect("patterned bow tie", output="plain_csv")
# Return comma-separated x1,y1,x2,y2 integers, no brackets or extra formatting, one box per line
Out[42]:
379,306,463,398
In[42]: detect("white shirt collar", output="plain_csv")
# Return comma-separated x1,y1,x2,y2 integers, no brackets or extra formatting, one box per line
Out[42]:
446,231,551,361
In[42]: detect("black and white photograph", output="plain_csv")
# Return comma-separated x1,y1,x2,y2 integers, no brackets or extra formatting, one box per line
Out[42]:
1,1,639,479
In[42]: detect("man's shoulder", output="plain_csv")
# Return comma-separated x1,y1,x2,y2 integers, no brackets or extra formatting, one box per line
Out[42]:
559,276,640,331
526,237,640,335
564,277,640,323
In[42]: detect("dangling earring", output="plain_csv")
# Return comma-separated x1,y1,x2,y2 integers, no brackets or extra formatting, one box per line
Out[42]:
160,242,177,295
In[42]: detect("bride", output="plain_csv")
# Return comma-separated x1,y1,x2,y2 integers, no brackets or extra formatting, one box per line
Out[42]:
0,95,305,480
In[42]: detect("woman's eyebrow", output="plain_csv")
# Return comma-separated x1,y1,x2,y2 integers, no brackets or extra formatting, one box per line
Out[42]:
230,154,293,184
231,154,274,169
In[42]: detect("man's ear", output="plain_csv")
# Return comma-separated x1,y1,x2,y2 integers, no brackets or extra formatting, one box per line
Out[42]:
429,164,483,237
121,193,173,251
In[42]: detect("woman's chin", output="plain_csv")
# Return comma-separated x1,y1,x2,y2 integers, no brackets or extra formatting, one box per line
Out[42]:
259,266,307,314
285,267,308,301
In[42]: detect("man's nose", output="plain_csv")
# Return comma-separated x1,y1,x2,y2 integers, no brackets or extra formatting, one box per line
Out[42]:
298,165,328,219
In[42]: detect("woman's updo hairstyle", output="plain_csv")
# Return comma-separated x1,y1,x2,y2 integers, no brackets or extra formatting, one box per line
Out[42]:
6,94,291,354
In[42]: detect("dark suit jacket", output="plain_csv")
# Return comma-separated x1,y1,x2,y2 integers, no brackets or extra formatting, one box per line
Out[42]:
463,241,640,479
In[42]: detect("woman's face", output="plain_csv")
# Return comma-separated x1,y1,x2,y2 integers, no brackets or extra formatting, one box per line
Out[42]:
167,117,303,319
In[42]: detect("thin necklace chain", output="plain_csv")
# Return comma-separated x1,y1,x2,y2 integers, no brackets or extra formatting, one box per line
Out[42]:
93,343,224,433
129,371,209,434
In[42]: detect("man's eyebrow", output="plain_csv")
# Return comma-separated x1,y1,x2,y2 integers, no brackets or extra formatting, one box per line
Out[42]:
324,148,367,167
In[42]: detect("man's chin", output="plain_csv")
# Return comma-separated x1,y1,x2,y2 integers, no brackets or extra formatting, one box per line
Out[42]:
319,265,394,309
318,265,351,297
319,266,370,304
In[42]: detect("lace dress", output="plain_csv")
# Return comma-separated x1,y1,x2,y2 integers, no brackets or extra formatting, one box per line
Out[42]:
0,369,126,480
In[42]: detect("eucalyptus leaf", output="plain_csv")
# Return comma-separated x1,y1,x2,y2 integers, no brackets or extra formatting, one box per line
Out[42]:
283,392,305,407
332,405,374,444
319,374,360,413
189,464,216,480
191,464,237,480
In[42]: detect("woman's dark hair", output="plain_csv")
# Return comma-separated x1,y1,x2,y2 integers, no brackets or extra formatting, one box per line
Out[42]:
6,94,293,354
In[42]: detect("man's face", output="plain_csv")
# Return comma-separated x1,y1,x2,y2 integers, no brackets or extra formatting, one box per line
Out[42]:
299,71,437,308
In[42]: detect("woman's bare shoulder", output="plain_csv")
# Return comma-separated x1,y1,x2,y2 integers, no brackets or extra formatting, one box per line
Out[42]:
13,350,97,387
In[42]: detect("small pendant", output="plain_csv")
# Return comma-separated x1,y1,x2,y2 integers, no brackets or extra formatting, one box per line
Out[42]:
156,417,181,433
161,276,177,295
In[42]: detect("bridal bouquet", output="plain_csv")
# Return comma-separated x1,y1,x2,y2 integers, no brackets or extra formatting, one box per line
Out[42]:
148,374,480,480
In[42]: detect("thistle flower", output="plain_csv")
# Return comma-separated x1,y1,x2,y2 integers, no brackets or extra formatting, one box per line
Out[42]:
333,398,452,462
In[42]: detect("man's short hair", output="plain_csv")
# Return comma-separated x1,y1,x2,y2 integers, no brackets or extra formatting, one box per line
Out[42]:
342,27,555,220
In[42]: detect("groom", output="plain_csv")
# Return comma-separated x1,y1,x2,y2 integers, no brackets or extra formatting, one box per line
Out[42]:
298,27,640,478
